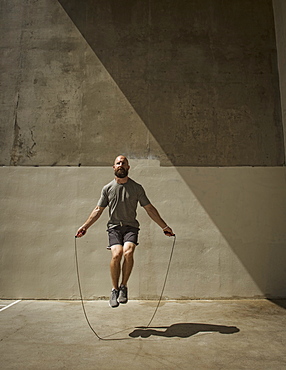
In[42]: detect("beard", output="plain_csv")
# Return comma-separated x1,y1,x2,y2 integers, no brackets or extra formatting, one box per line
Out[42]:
114,167,129,178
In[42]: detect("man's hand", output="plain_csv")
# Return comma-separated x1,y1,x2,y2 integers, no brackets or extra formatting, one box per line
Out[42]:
75,227,86,238
163,226,175,237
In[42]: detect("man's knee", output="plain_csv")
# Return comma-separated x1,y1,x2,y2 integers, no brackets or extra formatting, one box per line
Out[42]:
123,243,136,259
111,245,123,262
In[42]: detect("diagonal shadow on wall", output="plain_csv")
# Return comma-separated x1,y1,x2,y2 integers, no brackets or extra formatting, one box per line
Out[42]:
58,0,284,167
174,166,286,298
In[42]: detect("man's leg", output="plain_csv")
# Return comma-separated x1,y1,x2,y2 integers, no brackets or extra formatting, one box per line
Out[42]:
109,244,123,308
118,242,136,304
110,244,123,290
121,242,136,286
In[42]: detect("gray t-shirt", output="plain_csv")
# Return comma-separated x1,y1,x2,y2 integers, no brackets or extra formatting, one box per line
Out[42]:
97,178,151,229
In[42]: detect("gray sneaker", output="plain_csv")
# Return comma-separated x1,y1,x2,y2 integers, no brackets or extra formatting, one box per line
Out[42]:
118,285,128,304
109,289,119,308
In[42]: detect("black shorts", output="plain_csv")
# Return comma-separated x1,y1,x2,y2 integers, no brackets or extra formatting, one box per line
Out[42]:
107,225,139,250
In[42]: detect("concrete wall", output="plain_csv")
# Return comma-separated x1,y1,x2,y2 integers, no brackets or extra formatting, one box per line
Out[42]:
1,164,286,300
0,0,284,167
0,0,286,300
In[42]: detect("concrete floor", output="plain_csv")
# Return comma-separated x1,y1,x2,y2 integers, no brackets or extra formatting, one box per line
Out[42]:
0,299,285,370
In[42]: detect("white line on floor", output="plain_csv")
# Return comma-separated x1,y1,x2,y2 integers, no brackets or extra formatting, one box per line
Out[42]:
0,300,21,312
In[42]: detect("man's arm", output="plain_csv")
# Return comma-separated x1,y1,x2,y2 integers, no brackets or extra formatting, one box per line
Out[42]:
143,203,174,236
75,205,105,237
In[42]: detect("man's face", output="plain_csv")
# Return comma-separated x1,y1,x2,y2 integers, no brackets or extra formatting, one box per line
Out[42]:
113,156,130,178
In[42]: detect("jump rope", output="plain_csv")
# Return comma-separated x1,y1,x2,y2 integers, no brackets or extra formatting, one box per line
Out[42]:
74,232,176,340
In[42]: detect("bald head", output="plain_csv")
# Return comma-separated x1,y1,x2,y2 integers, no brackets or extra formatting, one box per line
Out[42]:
113,155,130,179
114,155,129,166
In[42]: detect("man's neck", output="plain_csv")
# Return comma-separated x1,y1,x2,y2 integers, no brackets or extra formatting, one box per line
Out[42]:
115,176,129,184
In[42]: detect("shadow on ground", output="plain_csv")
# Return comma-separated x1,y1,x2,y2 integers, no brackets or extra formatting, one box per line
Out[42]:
129,323,240,338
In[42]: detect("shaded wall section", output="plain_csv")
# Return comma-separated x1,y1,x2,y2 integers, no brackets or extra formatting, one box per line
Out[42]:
0,0,284,166
273,0,286,157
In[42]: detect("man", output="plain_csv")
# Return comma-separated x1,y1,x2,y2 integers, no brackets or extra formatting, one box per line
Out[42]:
76,155,174,308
